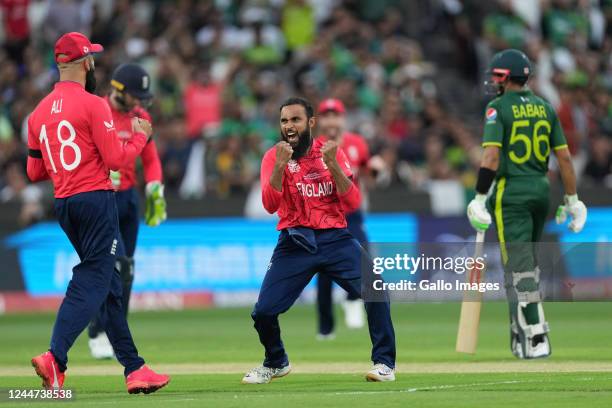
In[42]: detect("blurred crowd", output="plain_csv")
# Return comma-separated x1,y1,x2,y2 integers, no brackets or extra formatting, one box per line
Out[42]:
1,0,611,223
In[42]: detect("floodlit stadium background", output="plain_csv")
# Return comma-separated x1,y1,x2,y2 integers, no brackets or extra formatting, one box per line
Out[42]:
1,0,611,311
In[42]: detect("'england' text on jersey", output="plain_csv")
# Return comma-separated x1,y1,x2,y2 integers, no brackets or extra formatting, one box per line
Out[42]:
511,104,547,119
296,181,334,198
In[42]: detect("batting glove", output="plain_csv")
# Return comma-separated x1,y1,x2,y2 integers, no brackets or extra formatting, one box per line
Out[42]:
145,182,167,227
555,194,586,233
467,194,492,232
110,170,121,190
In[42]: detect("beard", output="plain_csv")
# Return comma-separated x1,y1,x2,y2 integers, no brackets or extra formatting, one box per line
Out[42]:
85,69,97,94
282,127,312,160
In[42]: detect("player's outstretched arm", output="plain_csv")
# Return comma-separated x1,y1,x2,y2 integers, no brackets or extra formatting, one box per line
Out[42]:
554,147,586,233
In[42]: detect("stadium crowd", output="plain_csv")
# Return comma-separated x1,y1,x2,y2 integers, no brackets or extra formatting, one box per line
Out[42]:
1,0,611,224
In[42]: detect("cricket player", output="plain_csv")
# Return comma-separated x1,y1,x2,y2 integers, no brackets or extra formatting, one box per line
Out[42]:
88,63,167,359
26,32,169,393
467,49,587,359
315,98,369,338
242,97,396,384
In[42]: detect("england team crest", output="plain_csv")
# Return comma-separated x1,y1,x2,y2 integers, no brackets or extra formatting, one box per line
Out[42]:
288,160,300,173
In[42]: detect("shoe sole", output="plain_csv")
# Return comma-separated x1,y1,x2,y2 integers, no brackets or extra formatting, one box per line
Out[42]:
31,358,52,389
241,367,292,385
127,378,170,394
365,373,395,382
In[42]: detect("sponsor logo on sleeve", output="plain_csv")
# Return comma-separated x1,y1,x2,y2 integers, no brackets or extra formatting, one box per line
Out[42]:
103,120,115,132
485,108,497,123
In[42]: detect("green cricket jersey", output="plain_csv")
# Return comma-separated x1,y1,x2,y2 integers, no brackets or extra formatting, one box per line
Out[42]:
482,89,567,179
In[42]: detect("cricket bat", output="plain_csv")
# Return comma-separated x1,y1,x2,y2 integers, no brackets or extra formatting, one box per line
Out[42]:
455,230,486,354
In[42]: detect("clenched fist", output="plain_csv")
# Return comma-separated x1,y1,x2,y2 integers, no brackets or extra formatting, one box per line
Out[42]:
321,140,338,167
132,117,153,137
275,141,293,167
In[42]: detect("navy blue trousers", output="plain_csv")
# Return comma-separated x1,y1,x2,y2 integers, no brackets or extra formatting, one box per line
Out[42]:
114,188,140,258
252,228,396,368
316,210,368,334
51,190,144,376
89,188,139,338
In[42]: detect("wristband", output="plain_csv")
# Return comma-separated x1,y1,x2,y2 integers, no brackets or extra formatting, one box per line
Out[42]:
475,167,496,194
28,149,43,159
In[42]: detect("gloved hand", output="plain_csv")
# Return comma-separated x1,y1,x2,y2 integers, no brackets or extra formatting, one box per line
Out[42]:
467,194,492,232
110,170,121,190
555,194,586,233
145,182,167,227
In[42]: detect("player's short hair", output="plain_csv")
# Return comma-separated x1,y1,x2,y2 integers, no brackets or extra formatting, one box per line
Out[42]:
279,97,314,119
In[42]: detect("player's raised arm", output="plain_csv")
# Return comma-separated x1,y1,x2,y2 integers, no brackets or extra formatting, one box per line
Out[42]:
90,98,150,170
321,140,361,212
260,145,290,213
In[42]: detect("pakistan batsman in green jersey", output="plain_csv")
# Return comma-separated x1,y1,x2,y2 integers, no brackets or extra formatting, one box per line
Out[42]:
467,49,587,360
483,88,566,269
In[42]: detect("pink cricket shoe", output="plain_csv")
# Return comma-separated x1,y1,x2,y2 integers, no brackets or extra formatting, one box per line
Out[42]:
125,365,170,394
31,351,65,390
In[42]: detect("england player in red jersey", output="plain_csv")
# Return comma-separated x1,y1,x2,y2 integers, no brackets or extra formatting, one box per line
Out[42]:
26,32,169,394
88,63,167,360
242,97,396,384
315,98,370,338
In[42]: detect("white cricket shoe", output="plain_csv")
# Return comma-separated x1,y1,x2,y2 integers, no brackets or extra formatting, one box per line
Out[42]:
513,334,551,359
343,299,365,329
366,363,395,382
88,332,115,360
241,365,291,384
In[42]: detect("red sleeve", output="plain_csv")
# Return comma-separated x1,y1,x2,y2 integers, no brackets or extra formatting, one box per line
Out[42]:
358,136,372,178
360,137,370,168
26,114,50,182
133,108,161,182
141,139,163,183
336,147,353,178
335,148,361,212
90,97,146,170
132,107,151,122
260,148,283,214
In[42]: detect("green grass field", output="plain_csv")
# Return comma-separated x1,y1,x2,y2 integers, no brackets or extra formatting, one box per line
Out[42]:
1,302,611,407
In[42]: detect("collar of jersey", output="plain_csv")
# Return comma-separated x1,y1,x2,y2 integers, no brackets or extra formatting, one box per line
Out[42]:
55,80,84,89
505,88,532,95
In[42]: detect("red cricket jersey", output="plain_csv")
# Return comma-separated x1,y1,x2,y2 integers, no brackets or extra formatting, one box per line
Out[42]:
0,0,29,40
26,81,147,198
316,132,370,181
183,82,221,138
105,96,162,191
261,137,361,230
